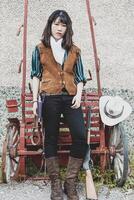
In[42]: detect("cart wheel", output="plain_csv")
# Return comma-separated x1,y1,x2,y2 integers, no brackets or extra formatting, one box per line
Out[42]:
2,123,20,183
109,123,128,187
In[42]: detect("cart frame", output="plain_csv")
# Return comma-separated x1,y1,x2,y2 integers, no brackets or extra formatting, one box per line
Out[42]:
2,0,128,187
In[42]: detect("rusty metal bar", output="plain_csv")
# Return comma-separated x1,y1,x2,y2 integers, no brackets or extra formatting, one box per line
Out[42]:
17,150,69,156
17,149,111,156
21,0,28,123
86,0,102,96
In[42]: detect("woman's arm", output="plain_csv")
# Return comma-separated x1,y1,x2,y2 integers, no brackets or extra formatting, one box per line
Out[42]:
33,76,40,102
32,77,40,116
76,82,84,98
31,46,42,115
71,54,86,109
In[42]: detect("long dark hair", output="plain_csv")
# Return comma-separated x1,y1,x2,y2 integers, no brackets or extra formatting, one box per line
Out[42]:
41,10,73,51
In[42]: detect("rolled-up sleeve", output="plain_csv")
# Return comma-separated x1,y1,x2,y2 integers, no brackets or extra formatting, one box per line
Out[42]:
74,55,87,85
31,46,42,79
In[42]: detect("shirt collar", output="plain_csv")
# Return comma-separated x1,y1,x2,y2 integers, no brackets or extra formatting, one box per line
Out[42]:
50,36,63,47
50,36,65,65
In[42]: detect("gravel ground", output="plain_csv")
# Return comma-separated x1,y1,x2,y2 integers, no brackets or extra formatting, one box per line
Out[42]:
0,181,134,200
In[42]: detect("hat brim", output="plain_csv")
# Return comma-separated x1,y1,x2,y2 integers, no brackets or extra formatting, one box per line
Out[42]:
99,96,132,126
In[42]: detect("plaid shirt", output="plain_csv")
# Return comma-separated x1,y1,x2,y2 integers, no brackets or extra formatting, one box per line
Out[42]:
31,46,87,85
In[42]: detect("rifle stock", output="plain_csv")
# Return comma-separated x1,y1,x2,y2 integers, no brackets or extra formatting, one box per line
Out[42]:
86,169,98,199
83,105,98,199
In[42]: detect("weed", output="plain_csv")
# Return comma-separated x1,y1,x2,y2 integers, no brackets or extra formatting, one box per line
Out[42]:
25,150,134,190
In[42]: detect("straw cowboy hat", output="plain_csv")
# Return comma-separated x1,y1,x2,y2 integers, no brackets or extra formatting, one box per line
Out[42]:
99,96,132,126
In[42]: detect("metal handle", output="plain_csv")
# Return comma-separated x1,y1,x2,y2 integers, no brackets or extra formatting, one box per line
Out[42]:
18,59,23,73
28,82,33,93
87,69,92,81
16,24,24,36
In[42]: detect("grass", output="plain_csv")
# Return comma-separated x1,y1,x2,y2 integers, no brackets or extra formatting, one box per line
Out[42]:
61,150,134,190
24,150,134,190
123,150,134,190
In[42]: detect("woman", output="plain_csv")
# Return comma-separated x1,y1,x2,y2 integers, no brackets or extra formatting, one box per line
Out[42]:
31,10,88,200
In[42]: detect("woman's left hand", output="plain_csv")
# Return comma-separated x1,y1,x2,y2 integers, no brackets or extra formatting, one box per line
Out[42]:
71,94,81,109
71,82,83,109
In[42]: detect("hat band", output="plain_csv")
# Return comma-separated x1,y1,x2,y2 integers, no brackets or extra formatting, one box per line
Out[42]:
104,100,124,119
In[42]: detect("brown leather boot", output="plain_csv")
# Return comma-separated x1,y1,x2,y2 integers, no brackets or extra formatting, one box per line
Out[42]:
46,157,63,200
64,156,83,200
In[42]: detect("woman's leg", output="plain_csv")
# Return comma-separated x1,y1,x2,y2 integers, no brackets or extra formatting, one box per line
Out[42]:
62,95,88,200
43,95,63,200
43,95,62,158
63,95,88,158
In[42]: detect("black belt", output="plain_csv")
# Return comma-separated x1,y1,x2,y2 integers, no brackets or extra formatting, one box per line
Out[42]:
41,89,68,96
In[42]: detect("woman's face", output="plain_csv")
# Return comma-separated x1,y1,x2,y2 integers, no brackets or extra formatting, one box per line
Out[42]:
51,17,67,41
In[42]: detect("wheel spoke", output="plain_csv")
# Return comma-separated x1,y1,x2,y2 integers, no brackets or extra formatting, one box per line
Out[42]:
10,157,19,176
109,123,128,186
2,124,20,182
114,153,124,180
5,154,11,182
11,157,19,164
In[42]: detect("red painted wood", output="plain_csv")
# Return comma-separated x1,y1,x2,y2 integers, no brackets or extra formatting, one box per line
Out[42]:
91,116,100,121
81,101,99,106
25,96,33,101
81,96,99,101
90,122,100,127
25,103,33,108
90,137,100,143
25,93,33,97
25,124,33,129
25,118,34,123
91,108,99,113
90,130,100,135
25,110,33,115
6,99,18,112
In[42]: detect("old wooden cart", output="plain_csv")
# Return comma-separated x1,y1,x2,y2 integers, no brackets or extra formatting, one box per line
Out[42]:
2,0,129,187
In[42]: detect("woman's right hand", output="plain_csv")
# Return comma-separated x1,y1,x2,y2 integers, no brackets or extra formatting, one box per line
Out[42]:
33,101,38,116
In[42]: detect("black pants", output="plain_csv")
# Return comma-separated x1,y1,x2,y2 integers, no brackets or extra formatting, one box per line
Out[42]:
42,95,88,159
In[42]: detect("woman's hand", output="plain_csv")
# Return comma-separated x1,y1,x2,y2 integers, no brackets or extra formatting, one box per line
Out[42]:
33,101,38,116
71,82,83,109
32,77,40,116
71,94,81,109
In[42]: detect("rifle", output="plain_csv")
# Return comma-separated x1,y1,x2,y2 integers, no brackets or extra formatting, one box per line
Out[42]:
83,106,98,200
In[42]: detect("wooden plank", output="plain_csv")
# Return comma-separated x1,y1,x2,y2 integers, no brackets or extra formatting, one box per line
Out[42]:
81,96,99,101
25,93,33,97
82,92,99,97
81,102,99,107
84,116,100,122
6,99,18,112
91,116,100,121
90,130,100,135
25,118,34,123
91,108,99,113
25,110,33,115
25,103,33,108
90,122,100,127
25,124,33,129
25,96,33,101
90,137,100,143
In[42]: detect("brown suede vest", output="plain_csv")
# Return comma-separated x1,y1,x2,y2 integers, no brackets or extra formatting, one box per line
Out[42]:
37,42,80,95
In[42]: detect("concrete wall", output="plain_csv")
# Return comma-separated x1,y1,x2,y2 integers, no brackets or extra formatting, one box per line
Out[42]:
0,0,134,89
0,0,134,152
